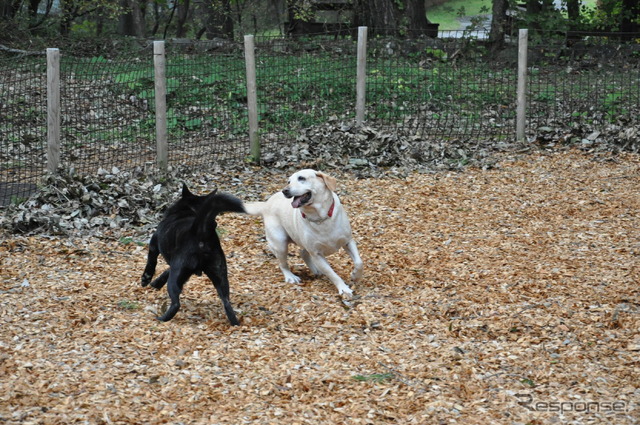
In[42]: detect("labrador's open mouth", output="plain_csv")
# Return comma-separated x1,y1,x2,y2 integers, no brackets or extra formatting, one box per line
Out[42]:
291,192,312,208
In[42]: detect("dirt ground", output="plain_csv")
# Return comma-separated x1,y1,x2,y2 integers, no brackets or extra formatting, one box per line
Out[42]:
1,150,638,425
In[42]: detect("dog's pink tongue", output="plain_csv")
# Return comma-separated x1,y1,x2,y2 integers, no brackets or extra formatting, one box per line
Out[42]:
291,197,302,208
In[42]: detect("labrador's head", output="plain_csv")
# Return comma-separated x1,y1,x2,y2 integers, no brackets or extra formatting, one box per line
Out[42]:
282,169,337,208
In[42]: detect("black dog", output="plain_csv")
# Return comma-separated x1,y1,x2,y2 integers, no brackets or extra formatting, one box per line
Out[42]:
141,184,245,324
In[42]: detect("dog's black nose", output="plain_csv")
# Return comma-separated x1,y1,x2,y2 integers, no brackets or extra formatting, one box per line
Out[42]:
282,188,292,198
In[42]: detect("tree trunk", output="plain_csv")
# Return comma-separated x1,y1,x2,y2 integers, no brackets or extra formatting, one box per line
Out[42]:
28,0,41,18
222,0,233,37
59,0,75,36
129,0,145,37
118,0,145,36
28,0,53,30
566,0,580,29
175,0,190,37
0,0,22,20
198,0,215,39
405,0,431,35
198,0,234,39
151,1,160,35
489,0,508,48
353,0,398,36
620,0,639,36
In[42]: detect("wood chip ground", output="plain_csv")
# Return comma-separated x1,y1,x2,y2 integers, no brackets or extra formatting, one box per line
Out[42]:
1,150,638,424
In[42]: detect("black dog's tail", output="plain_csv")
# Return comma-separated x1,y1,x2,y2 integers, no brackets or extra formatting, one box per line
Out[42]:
193,192,245,236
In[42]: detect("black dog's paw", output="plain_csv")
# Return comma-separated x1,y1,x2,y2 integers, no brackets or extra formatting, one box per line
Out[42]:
150,278,164,290
149,270,169,290
141,273,153,287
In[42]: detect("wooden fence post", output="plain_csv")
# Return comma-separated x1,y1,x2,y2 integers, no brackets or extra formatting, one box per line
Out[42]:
46,48,60,173
154,40,168,172
516,29,528,142
244,34,260,164
355,26,368,126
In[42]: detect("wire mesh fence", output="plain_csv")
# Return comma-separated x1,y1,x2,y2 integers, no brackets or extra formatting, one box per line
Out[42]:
1,31,639,207
365,36,517,143
59,51,156,175
254,36,358,159
526,32,640,145
0,55,47,205
164,41,249,167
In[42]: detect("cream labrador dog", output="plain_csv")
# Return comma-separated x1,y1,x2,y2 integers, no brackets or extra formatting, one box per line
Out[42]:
244,169,363,297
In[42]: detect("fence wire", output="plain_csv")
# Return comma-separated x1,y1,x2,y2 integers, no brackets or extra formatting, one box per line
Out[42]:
366,36,517,143
164,41,248,167
526,32,640,145
254,36,358,159
0,54,47,206
60,49,156,176
1,31,639,209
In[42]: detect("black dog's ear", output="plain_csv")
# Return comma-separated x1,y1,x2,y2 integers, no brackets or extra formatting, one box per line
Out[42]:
181,183,192,198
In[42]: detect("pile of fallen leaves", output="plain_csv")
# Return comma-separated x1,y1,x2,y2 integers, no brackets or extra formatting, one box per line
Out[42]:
0,161,275,236
261,117,638,178
0,116,636,238
261,119,516,175
1,120,508,236
0,166,180,236
533,121,640,153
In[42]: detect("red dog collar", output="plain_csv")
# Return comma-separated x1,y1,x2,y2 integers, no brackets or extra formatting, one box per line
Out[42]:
302,201,335,220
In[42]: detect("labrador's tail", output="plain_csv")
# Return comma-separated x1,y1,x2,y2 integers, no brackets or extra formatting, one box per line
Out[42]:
242,201,267,217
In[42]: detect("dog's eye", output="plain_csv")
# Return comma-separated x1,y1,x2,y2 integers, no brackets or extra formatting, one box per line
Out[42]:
298,176,306,182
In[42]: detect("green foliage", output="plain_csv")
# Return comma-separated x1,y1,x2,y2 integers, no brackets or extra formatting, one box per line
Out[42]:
505,0,636,34
352,373,394,383
366,59,515,127
10,195,28,205
118,300,141,310
534,88,556,102
516,4,569,33
115,68,154,91
70,20,98,37
119,237,146,246
10,38,631,155
184,118,203,130
586,0,632,31
521,378,536,388
425,47,448,61
289,1,314,21
90,56,109,64
603,91,626,122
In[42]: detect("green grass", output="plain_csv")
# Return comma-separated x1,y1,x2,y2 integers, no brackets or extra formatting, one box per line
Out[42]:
352,373,394,383
119,237,146,246
427,0,492,30
118,300,141,310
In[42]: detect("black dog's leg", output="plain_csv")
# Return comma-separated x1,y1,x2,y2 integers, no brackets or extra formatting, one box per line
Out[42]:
141,234,160,287
150,269,170,289
157,268,191,322
204,254,240,326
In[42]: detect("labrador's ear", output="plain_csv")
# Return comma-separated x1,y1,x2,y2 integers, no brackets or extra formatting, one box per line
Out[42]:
316,172,337,192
